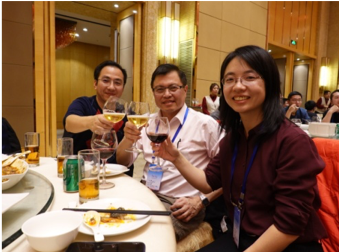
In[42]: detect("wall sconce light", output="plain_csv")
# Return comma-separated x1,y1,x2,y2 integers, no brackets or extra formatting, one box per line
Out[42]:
159,1,180,64
319,57,330,87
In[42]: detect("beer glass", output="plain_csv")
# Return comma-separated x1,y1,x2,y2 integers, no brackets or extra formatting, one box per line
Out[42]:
57,137,73,177
78,149,100,204
24,132,40,166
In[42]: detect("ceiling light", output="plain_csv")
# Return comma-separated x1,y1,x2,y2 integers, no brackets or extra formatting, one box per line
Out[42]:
268,49,272,53
114,4,119,8
83,28,88,32
132,10,137,14
75,33,79,37
297,58,300,61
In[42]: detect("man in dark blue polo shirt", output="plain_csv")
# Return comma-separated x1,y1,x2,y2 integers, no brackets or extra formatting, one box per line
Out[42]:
284,91,310,124
63,60,133,176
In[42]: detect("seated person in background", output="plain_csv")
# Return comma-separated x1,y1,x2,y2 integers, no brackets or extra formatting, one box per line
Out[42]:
116,64,226,241
2,117,21,154
316,90,331,114
202,83,220,115
322,89,339,123
152,45,327,252
63,60,134,177
305,100,318,120
284,91,310,123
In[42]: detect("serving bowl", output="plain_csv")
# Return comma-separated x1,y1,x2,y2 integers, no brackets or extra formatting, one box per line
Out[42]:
21,210,83,252
308,122,336,138
2,158,29,191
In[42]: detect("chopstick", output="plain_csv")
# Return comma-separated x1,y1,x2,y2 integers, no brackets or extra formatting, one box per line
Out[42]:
62,208,172,216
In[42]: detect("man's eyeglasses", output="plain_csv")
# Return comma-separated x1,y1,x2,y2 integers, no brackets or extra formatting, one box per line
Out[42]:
290,99,302,103
98,78,123,87
152,85,183,95
222,74,262,86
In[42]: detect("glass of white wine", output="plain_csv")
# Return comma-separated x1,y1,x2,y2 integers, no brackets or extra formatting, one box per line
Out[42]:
126,101,150,153
103,96,127,123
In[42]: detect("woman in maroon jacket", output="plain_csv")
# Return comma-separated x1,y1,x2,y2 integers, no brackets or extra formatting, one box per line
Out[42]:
152,45,327,252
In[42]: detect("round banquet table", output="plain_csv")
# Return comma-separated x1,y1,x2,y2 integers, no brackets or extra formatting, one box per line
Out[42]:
2,157,176,252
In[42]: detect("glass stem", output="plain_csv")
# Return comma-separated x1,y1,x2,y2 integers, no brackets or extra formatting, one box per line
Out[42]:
102,159,107,184
155,143,161,167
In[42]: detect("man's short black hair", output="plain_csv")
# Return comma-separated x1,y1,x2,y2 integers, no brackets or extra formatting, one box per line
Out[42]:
305,100,316,111
287,91,302,100
94,60,127,85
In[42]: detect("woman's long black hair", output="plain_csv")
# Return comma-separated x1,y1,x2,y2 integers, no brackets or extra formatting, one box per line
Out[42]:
219,45,285,145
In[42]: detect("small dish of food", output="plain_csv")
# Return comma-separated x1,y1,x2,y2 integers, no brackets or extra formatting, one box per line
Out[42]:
2,157,29,190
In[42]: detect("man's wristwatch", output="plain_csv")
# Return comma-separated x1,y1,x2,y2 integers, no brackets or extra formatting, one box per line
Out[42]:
199,193,210,207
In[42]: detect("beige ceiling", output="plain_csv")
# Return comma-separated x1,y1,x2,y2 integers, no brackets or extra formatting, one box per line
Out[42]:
75,1,137,14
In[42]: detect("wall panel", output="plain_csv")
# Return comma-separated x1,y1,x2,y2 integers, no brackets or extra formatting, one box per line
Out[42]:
268,1,318,58
196,2,268,103
56,42,110,129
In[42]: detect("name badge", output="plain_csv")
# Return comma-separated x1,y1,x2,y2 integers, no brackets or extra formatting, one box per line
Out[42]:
233,206,241,248
146,167,163,191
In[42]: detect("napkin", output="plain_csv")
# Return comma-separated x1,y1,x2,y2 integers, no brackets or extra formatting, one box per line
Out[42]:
2,193,29,213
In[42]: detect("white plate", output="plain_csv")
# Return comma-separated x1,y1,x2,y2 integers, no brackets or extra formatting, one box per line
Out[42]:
78,198,151,236
100,164,129,177
2,193,29,213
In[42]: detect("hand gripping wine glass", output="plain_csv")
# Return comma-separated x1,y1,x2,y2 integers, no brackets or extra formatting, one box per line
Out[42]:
126,101,150,153
103,96,127,123
146,116,170,170
91,129,119,189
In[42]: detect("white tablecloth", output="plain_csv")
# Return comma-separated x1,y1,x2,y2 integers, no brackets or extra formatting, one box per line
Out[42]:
3,157,176,252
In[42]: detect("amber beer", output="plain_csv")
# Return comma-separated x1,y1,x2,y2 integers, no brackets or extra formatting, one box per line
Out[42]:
57,137,73,177
79,178,99,203
57,156,66,177
25,145,40,166
78,149,100,204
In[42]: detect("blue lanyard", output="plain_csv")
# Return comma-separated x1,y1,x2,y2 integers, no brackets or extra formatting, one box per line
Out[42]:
171,107,189,143
230,142,259,209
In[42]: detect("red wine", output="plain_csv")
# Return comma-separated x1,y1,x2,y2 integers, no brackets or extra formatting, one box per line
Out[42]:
97,148,115,159
147,134,168,143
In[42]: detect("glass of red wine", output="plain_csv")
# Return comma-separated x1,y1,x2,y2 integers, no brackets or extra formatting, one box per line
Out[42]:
145,116,170,170
91,129,119,189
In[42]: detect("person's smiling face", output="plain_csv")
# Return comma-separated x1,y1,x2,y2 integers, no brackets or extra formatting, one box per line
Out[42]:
94,66,125,108
222,57,265,120
152,71,187,120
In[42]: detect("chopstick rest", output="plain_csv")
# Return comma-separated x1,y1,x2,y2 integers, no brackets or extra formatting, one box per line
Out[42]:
62,208,172,216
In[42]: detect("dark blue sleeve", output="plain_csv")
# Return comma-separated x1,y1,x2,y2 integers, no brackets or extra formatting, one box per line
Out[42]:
63,96,98,127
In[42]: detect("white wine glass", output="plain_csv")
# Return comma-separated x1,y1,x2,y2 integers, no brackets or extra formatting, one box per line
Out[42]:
126,101,150,153
103,96,127,123
91,129,118,189
145,116,170,170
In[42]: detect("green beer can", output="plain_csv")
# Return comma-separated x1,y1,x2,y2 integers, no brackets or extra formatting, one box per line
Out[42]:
63,155,79,192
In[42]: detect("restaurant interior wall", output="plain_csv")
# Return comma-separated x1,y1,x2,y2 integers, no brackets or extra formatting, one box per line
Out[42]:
2,1,34,148
327,1,339,91
195,1,268,104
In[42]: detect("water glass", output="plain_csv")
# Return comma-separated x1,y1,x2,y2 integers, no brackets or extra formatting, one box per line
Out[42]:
78,149,100,204
24,132,40,167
